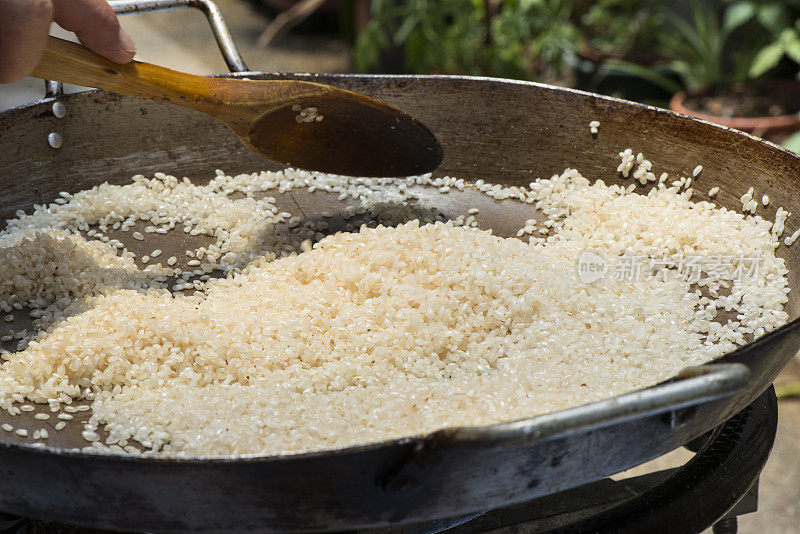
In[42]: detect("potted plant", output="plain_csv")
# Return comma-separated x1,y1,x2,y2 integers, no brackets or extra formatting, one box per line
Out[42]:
661,1,800,142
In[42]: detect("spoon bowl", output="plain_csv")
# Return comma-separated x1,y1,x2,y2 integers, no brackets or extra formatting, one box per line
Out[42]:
246,89,442,176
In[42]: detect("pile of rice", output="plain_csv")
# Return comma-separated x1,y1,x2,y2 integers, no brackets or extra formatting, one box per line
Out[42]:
0,154,789,456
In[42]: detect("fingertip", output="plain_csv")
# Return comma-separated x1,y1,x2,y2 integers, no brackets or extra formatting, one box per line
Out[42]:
115,27,136,63
53,0,135,64
78,26,136,64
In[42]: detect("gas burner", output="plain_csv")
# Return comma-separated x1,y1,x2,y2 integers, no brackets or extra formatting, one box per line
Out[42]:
2,389,776,534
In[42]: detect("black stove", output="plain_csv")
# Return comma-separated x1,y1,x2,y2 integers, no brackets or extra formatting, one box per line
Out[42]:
0,389,777,534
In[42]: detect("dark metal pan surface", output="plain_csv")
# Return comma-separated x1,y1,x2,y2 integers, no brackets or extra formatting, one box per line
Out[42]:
0,74,798,532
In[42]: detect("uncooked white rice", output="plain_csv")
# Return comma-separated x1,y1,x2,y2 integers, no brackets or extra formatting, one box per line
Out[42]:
0,151,789,456
785,228,800,247
774,207,790,237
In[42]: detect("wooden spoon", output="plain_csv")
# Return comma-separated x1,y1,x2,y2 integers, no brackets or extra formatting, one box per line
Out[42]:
31,36,443,177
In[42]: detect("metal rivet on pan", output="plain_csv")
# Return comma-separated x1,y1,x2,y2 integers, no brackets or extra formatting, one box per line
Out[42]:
47,132,63,149
51,102,67,119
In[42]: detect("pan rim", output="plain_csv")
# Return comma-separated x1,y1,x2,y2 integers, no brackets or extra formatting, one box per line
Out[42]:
2,74,799,464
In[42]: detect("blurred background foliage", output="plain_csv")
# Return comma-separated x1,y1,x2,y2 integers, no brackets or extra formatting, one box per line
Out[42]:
342,0,800,146
350,0,800,88
353,0,659,81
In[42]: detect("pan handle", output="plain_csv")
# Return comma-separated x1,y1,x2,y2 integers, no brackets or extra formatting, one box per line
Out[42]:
438,363,751,448
45,0,248,98
380,363,750,491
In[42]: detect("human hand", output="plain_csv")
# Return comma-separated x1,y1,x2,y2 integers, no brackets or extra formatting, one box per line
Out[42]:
0,0,135,83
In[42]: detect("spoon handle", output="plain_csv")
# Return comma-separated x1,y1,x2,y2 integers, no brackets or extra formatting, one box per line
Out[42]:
31,36,217,108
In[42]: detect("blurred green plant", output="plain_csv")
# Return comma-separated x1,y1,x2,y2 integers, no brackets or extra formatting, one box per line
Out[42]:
612,0,800,94
662,2,740,89
353,0,486,76
489,0,581,79
353,0,800,90
353,0,655,80
572,0,662,58
729,0,800,78
782,130,800,153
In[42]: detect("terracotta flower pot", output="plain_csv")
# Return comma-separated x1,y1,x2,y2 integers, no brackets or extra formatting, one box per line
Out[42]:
670,81,800,143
